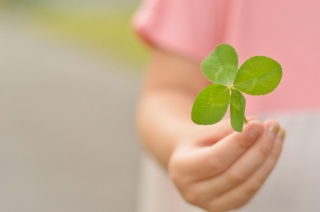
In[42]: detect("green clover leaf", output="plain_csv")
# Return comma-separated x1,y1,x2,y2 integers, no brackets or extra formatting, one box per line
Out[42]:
191,84,230,125
234,56,282,95
192,44,282,132
230,89,246,132
201,44,238,85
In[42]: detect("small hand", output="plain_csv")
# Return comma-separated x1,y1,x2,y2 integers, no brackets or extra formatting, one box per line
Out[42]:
169,118,285,212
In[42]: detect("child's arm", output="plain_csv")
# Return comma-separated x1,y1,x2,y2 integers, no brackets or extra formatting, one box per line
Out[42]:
136,47,286,211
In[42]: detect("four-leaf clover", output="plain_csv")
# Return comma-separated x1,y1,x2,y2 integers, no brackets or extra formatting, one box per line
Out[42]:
191,44,282,132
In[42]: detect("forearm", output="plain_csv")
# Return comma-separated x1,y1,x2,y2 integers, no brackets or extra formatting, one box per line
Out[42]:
136,88,198,167
136,48,208,167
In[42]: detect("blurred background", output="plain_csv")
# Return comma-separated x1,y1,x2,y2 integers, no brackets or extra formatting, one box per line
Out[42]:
0,0,146,211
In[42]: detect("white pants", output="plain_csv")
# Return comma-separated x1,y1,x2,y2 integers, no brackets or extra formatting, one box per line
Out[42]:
137,112,320,212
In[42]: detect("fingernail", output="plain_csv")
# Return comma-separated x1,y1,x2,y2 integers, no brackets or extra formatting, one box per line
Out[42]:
249,126,263,139
269,124,280,139
276,130,286,144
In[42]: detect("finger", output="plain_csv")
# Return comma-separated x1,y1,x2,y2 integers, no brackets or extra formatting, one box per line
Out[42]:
191,117,259,147
182,120,264,181
169,119,234,186
205,127,286,212
197,120,280,198
192,119,235,147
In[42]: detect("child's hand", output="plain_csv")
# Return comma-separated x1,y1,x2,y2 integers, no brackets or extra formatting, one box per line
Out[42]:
168,118,285,212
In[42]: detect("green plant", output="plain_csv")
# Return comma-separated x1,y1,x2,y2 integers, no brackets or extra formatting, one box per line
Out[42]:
191,44,282,132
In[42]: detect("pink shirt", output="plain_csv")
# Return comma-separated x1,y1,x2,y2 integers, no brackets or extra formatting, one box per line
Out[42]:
133,0,320,115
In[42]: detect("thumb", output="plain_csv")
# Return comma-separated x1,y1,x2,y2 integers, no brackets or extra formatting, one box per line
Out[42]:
180,120,264,180
193,116,259,147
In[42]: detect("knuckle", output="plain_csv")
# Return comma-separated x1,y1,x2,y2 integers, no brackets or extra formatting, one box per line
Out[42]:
227,171,247,184
206,156,224,172
169,169,182,185
169,170,187,189
237,138,253,150
269,149,281,160
169,161,186,187
183,187,202,205
208,206,221,212
270,144,282,160
227,191,255,211
246,179,263,195
234,197,252,210
207,201,232,212
206,202,221,212
258,144,272,157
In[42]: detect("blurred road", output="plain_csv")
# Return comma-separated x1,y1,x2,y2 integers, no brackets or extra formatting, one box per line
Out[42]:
0,12,141,212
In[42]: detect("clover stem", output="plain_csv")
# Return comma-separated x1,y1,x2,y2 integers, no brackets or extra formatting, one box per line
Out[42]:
244,116,248,124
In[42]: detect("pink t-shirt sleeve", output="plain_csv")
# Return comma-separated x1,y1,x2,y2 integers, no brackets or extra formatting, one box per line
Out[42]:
133,0,228,62
133,0,320,114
